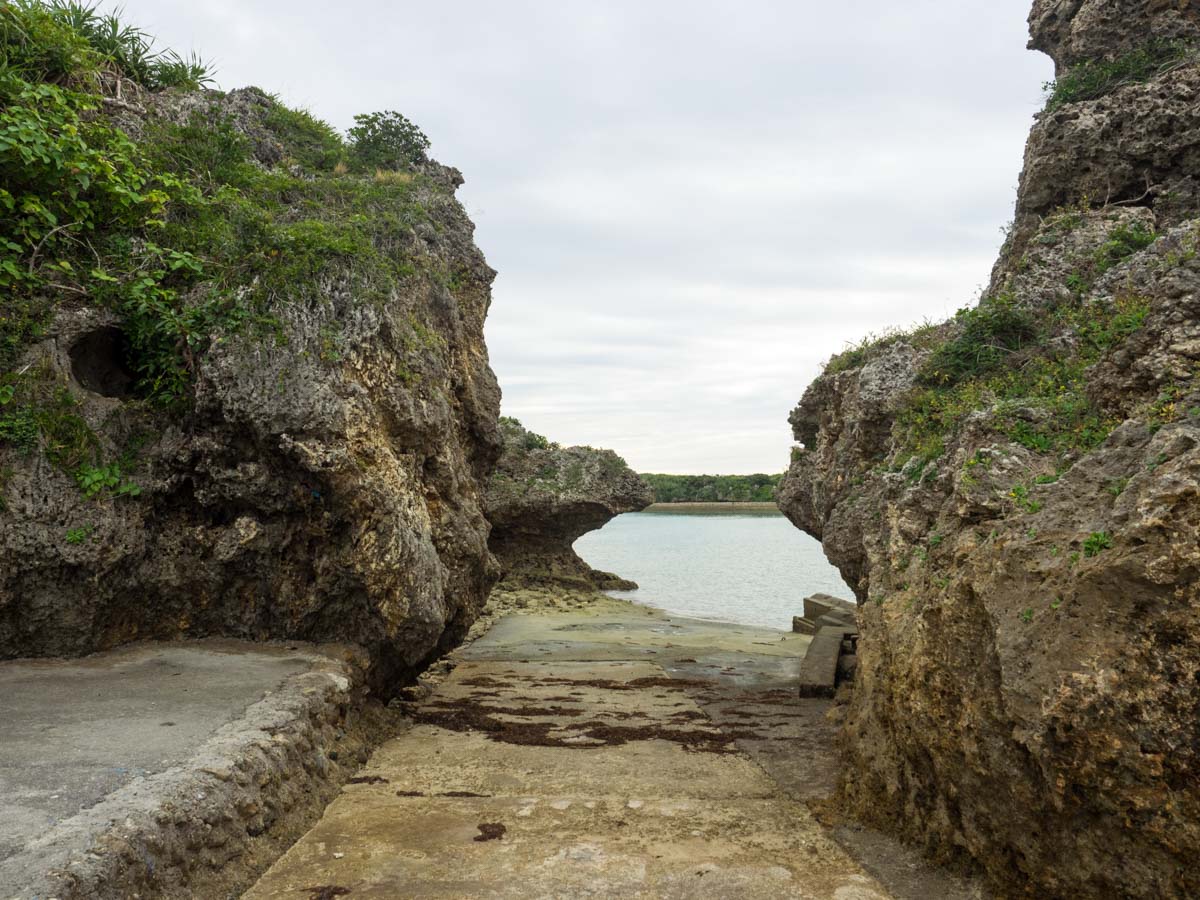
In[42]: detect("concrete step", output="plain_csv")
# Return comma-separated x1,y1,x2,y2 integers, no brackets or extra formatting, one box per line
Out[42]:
803,593,857,621
798,626,854,698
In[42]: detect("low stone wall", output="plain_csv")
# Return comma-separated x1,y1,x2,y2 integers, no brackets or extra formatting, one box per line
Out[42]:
1,641,402,900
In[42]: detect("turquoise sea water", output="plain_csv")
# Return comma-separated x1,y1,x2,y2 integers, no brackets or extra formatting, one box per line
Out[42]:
573,505,853,631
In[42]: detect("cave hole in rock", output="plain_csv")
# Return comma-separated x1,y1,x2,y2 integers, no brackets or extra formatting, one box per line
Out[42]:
69,326,137,399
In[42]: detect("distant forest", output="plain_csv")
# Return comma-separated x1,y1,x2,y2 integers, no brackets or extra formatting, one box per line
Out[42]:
640,473,783,503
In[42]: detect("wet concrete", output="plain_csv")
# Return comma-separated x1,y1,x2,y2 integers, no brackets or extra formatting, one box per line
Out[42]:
246,599,907,899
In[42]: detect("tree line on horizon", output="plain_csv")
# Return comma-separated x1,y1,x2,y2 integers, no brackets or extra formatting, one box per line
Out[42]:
640,472,782,503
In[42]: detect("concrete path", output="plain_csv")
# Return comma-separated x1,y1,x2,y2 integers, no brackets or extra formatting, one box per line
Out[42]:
245,599,893,899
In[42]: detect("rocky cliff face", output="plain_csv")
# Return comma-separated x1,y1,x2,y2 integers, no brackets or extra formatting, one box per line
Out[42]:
779,4,1200,898
0,85,501,696
485,418,652,600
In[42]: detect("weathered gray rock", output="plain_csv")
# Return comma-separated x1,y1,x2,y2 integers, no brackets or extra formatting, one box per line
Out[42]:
484,418,652,598
995,65,1200,291
996,1,1200,290
778,3,1200,897
0,89,502,697
1029,0,1200,72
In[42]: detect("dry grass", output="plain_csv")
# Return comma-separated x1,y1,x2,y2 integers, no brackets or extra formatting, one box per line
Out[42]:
374,169,414,185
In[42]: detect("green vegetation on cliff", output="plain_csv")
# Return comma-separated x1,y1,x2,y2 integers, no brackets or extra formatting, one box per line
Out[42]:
1043,39,1194,110
640,472,781,503
821,210,1162,478
0,0,440,488
499,416,553,450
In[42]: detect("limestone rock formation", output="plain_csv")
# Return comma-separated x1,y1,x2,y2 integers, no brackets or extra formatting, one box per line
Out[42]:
1029,0,1200,72
485,418,652,600
0,87,502,696
779,4,1200,898
1001,0,1200,285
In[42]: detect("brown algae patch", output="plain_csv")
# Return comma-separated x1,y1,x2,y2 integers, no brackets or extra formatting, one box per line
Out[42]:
412,698,762,752
473,823,506,842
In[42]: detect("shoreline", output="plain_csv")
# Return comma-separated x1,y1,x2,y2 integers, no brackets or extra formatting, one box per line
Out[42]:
601,588,798,634
644,501,779,511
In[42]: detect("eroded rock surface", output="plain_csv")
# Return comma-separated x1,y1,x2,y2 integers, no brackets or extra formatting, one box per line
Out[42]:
484,418,651,604
779,4,1200,898
0,88,501,696
1029,0,1200,72
1001,2,1200,283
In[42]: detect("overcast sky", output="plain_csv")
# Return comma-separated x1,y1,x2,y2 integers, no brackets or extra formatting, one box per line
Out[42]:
104,1,1051,474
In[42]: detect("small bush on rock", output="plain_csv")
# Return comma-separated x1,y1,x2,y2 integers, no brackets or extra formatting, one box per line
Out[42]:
1093,221,1157,274
1083,531,1113,557
348,110,430,171
1044,40,1193,110
918,295,1037,387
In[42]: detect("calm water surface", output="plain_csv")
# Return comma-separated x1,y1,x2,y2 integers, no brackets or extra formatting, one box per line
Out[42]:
574,505,852,631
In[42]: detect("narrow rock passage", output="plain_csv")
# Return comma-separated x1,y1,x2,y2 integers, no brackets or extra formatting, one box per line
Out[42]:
245,599,891,899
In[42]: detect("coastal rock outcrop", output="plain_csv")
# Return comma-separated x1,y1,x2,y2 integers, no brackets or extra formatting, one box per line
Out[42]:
0,83,501,695
484,418,652,601
1029,0,1200,72
779,4,1200,898
1000,0,1200,285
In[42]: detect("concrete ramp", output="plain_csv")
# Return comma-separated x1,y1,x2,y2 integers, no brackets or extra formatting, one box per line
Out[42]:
245,600,894,899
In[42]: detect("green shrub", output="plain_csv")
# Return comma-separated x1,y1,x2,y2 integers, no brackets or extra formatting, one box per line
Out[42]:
918,295,1037,387
523,430,550,450
0,376,97,468
1083,531,1113,557
265,102,345,172
499,417,552,451
144,113,253,190
0,66,229,395
1044,40,1192,111
1009,484,1042,514
1078,294,1150,351
892,285,1155,467
65,524,92,543
1093,222,1157,274
823,321,939,376
0,0,214,89
75,461,138,498
0,0,445,496
0,404,38,449
347,110,430,171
